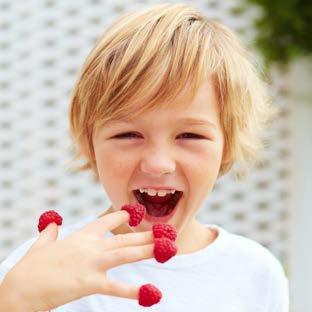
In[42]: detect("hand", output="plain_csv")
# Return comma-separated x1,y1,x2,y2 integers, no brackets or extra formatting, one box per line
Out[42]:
1,210,154,311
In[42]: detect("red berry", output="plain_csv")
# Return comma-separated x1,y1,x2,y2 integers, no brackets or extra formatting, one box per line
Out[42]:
121,203,145,227
154,238,177,263
38,210,63,232
138,283,162,307
152,223,177,241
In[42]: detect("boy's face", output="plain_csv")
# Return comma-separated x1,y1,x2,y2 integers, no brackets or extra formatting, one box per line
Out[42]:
92,79,224,235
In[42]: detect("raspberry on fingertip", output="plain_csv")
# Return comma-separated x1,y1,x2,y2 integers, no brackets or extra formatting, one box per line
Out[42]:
121,203,145,226
38,210,63,232
154,237,177,263
138,283,162,307
152,223,177,241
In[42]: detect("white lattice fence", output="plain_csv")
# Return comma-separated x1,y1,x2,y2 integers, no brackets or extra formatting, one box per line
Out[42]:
0,0,291,279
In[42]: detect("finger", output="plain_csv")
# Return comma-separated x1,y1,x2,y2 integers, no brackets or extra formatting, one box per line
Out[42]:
80,210,130,238
27,222,59,253
103,231,154,251
99,278,139,300
103,244,154,269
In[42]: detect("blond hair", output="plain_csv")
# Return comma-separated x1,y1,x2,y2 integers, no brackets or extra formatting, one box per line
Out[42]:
69,3,279,181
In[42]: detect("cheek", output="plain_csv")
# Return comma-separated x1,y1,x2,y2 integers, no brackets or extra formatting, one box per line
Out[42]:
97,155,128,180
94,146,131,188
95,153,134,205
183,144,223,189
184,142,222,168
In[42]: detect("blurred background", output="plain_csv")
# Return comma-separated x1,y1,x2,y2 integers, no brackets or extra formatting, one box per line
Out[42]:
0,0,311,311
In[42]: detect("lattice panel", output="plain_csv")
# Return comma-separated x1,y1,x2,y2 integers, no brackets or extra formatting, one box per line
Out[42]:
0,0,291,273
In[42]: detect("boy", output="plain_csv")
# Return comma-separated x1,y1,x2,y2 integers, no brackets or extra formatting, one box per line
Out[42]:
0,3,288,311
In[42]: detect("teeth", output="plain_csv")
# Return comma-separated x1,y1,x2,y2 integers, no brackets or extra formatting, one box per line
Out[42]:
138,188,176,197
157,190,168,197
146,189,157,196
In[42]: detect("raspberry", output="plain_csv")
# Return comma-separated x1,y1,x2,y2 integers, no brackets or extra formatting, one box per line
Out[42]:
154,238,177,263
138,283,162,307
121,203,145,227
152,223,177,241
38,210,63,232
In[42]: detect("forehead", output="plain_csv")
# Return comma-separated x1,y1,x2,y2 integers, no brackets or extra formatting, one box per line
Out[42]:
104,80,220,128
113,79,218,119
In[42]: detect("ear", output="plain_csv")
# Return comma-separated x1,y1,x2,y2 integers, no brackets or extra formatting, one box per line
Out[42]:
79,140,90,159
79,134,94,159
220,142,230,165
80,135,100,179
221,153,230,166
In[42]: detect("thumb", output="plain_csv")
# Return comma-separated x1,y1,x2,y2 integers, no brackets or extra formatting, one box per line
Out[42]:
30,222,60,251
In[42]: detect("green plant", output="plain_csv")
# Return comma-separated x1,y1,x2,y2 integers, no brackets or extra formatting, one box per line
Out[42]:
233,0,312,69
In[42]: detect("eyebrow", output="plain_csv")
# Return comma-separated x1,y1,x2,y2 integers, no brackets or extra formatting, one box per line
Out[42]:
107,117,217,129
178,117,217,129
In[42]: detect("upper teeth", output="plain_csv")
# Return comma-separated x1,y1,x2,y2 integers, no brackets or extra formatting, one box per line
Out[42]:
139,188,176,197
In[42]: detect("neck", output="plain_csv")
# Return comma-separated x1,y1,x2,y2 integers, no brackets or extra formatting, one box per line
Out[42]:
175,218,217,255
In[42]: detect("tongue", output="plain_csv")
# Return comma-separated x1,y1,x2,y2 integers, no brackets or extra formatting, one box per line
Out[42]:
141,193,175,217
144,201,173,217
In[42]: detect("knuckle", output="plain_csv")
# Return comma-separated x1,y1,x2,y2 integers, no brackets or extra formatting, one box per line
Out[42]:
101,280,115,296
141,244,153,258
112,249,127,261
96,281,110,295
113,234,126,245
75,272,99,294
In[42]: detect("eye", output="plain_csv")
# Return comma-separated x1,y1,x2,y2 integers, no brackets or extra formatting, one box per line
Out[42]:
112,132,207,140
177,133,205,139
113,132,142,139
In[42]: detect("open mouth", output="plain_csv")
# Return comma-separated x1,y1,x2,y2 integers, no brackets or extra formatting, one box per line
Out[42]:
133,189,183,218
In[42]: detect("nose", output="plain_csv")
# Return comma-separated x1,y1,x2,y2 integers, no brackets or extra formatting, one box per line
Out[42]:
140,148,176,177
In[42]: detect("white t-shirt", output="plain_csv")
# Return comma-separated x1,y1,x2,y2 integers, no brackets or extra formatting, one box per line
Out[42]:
0,214,289,311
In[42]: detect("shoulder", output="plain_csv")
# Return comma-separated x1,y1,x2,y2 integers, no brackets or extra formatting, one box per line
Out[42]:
220,228,289,310
0,214,97,280
219,228,284,272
